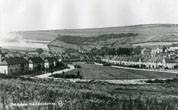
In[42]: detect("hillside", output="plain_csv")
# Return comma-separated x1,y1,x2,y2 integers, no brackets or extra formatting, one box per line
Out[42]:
47,24,178,53
8,24,178,52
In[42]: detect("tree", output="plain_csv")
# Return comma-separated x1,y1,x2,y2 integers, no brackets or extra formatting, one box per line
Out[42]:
36,48,44,54
90,47,98,55
133,46,141,55
77,70,80,76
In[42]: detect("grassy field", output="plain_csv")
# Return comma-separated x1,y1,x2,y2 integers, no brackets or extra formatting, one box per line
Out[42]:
58,62,177,80
1,75,178,110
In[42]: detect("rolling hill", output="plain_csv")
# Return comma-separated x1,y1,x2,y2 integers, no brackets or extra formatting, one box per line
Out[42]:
8,24,178,52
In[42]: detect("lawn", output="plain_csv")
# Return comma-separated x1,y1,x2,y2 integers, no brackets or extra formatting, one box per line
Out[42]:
60,62,177,80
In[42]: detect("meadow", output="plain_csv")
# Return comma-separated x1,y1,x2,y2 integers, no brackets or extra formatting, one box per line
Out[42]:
55,62,177,80
1,74,178,110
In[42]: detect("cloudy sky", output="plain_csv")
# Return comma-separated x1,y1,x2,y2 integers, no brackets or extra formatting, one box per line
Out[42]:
0,0,178,33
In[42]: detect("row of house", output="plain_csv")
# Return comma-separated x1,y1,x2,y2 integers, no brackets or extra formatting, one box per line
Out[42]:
141,44,178,56
0,54,60,75
102,55,178,69
0,52,102,75
61,54,101,62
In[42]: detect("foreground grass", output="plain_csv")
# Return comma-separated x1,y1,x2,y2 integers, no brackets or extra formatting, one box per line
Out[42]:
0,74,178,110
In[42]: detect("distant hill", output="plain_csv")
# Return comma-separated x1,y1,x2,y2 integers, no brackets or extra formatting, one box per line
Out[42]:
9,24,178,52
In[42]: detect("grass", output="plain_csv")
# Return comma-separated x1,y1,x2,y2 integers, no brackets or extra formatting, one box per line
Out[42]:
59,62,177,80
1,75,178,110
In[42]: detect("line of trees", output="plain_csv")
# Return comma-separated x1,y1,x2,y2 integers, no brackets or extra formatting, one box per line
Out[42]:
90,46,142,56
57,33,139,45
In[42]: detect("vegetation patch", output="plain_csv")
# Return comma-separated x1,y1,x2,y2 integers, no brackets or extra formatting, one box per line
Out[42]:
146,78,178,83
0,76,178,110
57,33,138,45
50,71,82,79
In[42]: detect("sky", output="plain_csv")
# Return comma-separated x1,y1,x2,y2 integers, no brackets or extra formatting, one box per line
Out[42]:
0,0,178,33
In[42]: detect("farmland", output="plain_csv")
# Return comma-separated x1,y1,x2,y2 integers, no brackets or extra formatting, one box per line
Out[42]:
53,62,177,80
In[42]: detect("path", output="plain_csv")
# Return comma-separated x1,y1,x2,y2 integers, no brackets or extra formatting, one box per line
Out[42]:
36,65,75,78
112,66,178,74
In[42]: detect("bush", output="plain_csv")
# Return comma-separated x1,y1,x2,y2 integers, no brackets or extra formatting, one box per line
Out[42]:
103,63,111,66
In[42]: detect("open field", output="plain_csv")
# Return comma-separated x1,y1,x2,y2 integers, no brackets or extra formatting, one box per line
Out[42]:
58,62,177,80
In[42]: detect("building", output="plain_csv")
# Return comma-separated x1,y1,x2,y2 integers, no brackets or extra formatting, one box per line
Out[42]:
44,57,58,69
129,56,140,67
0,55,29,74
118,56,124,65
120,56,129,66
156,56,165,69
141,48,151,55
102,55,109,62
27,51,39,56
28,57,44,71
140,57,150,68
168,44,178,51
147,57,159,69
109,56,118,64
151,47,163,56
164,58,178,69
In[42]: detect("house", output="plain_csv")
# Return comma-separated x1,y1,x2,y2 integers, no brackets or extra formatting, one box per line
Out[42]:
110,56,118,64
147,57,159,69
156,56,165,69
122,56,130,66
168,44,178,51
115,56,121,64
92,56,101,62
57,56,62,62
164,58,178,69
102,55,109,62
44,57,58,69
140,57,150,68
81,55,89,61
129,56,135,66
28,57,44,71
151,47,163,56
0,55,29,74
118,56,125,65
107,55,113,63
69,55,81,62
141,48,151,55
129,56,141,67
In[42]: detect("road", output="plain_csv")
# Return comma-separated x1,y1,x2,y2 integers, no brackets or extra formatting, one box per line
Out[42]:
35,65,75,78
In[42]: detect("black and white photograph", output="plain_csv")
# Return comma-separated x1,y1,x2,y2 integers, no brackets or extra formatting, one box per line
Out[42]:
1,0,178,109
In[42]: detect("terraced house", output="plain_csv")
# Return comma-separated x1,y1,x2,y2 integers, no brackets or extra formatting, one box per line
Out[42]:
103,55,178,69
0,55,29,74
